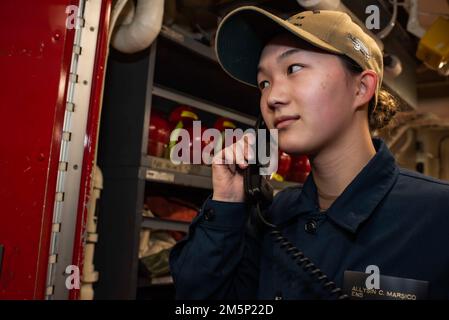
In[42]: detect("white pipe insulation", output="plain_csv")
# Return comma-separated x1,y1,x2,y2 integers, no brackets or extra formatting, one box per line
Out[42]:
296,0,341,11
111,0,165,54
406,0,425,39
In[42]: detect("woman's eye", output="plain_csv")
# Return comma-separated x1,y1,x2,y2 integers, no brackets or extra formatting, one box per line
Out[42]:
258,80,270,90
287,64,303,74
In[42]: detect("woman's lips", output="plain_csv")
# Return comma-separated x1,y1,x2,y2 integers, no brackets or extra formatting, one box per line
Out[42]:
274,115,301,129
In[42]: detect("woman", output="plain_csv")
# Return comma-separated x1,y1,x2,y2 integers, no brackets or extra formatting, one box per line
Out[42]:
169,7,449,299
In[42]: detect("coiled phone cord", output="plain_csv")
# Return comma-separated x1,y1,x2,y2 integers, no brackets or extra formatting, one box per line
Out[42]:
255,202,349,300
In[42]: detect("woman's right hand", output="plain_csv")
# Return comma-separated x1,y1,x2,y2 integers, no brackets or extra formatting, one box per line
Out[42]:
211,133,255,203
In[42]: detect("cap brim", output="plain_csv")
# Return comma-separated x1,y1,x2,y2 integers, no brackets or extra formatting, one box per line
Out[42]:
215,6,343,87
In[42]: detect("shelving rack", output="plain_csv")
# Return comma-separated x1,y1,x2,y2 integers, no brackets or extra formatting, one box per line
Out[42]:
94,26,299,299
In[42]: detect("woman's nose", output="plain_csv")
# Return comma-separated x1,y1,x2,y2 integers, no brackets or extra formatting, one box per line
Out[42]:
266,81,289,109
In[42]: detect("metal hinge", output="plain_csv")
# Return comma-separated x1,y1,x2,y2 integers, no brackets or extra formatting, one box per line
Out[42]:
45,0,87,299
45,0,102,300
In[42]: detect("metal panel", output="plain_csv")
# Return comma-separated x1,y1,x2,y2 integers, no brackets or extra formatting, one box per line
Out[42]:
0,0,77,299
94,43,157,300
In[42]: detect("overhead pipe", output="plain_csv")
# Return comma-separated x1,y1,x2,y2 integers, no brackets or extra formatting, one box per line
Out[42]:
406,0,425,39
111,0,165,54
296,0,341,10
109,0,130,42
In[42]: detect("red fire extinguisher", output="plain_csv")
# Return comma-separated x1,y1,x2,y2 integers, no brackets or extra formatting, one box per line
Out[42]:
271,151,292,182
213,117,237,151
287,155,311,183
148,110,171,157
168,105,208,164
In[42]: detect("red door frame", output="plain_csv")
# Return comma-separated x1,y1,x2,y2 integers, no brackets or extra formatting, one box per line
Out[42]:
69,0,111,300
0,0,111,299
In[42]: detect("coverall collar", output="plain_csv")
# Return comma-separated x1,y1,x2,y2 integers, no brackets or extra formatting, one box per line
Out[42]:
277,137,399,233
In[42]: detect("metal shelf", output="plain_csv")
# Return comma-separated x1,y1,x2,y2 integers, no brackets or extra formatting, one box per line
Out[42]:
145,167,213,190
160,25,217,62
143,155,301,192
152,85,256,126
141,216,190,233
143,155,211,177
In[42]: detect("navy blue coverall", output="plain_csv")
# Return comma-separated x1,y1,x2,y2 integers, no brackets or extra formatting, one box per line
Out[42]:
169,137,449,299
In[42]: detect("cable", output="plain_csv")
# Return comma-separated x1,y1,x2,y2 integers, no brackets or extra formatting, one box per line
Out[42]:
255,203,349,300
250,115,348,299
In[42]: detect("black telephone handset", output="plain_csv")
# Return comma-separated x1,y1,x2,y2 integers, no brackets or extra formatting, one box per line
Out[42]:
243,115,348,300
243,116,273,209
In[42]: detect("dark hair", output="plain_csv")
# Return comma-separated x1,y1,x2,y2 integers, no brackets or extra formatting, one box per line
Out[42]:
338,55,399,132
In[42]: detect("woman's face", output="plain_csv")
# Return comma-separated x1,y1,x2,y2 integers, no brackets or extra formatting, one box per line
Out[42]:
257,33,358,156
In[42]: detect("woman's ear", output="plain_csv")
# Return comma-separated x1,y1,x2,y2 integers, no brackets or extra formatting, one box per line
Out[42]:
353,70,377,109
